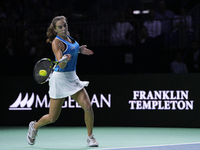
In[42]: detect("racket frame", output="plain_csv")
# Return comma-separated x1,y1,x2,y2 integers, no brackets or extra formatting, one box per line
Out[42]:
34,56,68,84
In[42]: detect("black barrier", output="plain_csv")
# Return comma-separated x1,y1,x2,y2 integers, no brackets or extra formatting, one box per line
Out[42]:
1,73,200,127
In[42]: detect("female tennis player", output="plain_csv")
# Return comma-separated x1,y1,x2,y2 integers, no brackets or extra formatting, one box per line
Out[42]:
27,15,98,147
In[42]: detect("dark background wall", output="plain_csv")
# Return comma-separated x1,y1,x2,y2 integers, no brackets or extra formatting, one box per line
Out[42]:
1,0,200,128
1,73,200,127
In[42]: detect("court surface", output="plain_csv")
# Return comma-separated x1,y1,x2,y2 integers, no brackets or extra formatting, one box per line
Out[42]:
0,127,200,150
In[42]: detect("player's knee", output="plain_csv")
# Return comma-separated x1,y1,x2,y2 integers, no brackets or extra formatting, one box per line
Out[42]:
84,104,93,113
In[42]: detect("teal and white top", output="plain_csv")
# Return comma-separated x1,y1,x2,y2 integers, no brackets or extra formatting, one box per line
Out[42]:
54,35,79,72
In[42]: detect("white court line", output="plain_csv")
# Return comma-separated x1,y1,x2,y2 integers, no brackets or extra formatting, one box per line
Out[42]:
93,142,200,150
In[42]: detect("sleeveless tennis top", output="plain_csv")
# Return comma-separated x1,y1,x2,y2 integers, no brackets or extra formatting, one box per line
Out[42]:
54,35,79,72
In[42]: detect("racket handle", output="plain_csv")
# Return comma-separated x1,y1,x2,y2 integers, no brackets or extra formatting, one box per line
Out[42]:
58,55,68,63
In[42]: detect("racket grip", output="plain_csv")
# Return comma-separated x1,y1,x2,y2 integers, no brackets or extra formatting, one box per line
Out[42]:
58,55,68,63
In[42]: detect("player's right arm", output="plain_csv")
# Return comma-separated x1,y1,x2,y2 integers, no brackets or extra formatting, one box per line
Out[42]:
52,39,71,69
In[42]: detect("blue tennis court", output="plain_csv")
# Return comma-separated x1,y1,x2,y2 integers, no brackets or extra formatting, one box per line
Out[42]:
97,143,200,150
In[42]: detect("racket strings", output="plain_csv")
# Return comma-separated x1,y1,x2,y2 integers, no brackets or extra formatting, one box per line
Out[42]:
34,60,53,84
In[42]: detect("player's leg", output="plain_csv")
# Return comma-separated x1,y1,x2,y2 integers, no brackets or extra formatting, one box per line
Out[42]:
71,88,98,147
71,88,94,136
27,98,65,145
34,98,65,129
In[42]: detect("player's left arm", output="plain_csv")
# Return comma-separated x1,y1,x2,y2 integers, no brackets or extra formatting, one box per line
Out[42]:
79,45,94,55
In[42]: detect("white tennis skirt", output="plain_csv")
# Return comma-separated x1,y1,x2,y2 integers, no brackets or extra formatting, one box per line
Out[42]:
48,71,89,99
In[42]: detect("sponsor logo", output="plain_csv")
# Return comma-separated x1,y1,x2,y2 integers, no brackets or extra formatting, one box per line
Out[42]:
129,90,194,110
9,93,111,110
9,93,34,110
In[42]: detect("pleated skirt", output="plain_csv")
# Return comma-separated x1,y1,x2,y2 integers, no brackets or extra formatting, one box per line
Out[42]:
48,71,89,99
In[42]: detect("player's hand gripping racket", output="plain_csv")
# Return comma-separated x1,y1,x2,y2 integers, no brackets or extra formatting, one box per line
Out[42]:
33,55,68,84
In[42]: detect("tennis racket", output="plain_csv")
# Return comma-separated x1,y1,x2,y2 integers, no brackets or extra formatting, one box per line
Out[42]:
33,56,68,84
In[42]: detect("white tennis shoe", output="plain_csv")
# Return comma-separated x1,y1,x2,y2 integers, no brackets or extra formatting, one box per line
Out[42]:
27,121,38,145
86,135,99,147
